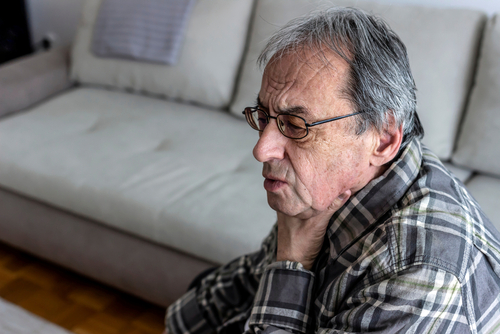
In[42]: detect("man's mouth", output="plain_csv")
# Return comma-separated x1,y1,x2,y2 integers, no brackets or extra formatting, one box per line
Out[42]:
263,177,287,192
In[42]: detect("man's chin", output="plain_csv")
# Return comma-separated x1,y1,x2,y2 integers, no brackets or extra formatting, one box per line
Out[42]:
266,192,285,212
266,192,302,217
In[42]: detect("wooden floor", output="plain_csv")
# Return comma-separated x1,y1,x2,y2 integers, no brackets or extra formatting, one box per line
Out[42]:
0,241,166,334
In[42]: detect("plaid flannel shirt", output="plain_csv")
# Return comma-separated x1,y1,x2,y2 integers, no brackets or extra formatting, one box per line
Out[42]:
166,139,500,334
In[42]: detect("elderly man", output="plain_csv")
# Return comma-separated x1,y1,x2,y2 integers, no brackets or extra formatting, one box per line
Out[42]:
166,7,500,334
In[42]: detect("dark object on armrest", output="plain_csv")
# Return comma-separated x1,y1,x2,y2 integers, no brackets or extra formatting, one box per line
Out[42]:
0,47,73,118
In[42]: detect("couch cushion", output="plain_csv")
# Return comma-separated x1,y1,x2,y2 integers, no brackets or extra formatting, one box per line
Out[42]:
453,15,500,177
71,0,254,109
465,175,500,232
231,0,485,160
0,88,276,264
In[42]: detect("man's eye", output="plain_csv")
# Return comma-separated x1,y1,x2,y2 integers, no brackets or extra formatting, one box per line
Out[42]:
258,117,267,129
280,116,307,138
287,118,305,129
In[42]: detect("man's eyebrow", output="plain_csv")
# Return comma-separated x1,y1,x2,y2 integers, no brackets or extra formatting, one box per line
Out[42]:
255,96,263,108
255,97,309,116
279,106,308,116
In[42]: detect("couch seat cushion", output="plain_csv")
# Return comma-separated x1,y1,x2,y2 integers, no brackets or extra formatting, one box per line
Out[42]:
231,0,486,160
465,174,500,231
0,87,276,264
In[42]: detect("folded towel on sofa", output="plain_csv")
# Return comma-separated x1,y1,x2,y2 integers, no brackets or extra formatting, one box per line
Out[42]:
91,0,195,65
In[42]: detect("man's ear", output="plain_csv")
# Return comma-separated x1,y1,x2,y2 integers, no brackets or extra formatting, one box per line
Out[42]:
370,114,403,167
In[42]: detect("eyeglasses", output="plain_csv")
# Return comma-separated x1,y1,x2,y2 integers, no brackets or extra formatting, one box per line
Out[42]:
242,107,362,139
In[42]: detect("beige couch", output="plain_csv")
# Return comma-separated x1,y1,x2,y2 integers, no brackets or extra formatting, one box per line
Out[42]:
0,0,499,307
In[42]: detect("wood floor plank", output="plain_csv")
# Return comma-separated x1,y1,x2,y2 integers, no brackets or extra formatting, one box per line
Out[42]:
73,313,129,334
124,328,159,334
17,288,70,319
0,241,167,334
131,307,166,334
0,267,17,289
69,283,119,311
104,295,149,320
0,278,42,304
18,262,65,290
51,304,97,330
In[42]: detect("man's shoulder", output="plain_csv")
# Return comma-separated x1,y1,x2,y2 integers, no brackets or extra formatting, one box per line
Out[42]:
383,145,500,279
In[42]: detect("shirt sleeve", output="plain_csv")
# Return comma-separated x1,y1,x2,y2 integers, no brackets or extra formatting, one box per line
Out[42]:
166,224,278,334
247,264,469,334
248,261,315,334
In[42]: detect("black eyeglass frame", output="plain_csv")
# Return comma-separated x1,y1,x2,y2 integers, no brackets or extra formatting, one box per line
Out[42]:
242,107,362,140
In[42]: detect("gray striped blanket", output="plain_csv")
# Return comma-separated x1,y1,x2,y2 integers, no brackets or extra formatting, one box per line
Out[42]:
92,0,196,65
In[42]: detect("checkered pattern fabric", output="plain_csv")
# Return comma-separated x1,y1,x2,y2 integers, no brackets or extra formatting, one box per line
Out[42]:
166,139,500,334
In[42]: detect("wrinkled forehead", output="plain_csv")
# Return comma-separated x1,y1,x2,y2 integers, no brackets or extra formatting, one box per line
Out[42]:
259,48,351,112
263,48,342,81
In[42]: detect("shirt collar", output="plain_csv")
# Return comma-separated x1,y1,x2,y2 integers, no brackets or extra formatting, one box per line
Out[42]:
326,138,423,259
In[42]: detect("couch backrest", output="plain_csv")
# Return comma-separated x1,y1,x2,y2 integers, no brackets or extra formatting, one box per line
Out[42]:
230,0,486,161
71,0,254,109
453,14,500,178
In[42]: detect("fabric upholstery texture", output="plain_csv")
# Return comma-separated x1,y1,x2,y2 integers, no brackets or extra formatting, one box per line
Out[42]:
0,47,72,118
466,175,500,230
71,0,254,109
0,186,214,306
92,0,196,65
230,0,485,160
0,87,276,264
453,15,500,177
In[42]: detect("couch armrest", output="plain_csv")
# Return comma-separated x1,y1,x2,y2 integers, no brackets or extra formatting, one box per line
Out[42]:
0,47,73,118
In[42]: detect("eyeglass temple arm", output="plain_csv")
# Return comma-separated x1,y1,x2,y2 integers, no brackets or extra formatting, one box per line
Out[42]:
307,112,362,127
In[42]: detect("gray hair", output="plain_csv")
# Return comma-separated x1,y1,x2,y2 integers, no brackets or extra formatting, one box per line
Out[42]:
258,7,424,152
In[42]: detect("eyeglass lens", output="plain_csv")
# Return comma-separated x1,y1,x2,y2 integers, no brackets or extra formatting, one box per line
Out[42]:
246,108,308,139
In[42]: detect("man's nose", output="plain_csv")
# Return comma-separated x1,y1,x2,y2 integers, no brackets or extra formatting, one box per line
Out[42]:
253,119,287,162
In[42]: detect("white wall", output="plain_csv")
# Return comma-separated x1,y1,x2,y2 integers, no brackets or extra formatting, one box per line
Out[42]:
26,0,500,49
26,0,84,48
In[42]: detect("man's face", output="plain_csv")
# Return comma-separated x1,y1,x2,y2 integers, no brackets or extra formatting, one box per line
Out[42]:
253,49,379,219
